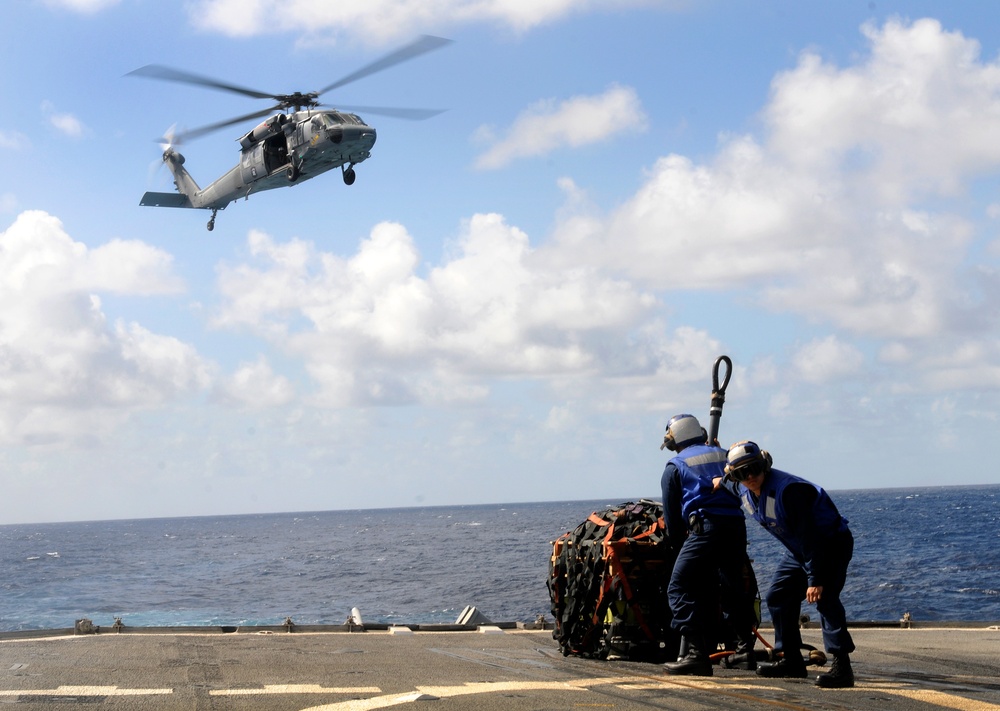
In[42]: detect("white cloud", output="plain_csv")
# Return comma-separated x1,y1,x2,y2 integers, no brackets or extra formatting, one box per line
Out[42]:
914,338,1000,390
213,217,722,409
544,17,1000,352
474,84,648,169
41,101,87,139
213,355,295,408
0,211,209,445
185,0,667,43
791,335,864,383
1,213,183,296
42,0,120,12
766,19,1000,199
0,130,29,150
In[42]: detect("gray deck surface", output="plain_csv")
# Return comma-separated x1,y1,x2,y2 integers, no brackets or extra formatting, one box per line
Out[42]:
0,625,997,710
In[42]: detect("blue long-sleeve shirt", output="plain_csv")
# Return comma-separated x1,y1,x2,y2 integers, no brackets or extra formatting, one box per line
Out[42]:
725,474,847,587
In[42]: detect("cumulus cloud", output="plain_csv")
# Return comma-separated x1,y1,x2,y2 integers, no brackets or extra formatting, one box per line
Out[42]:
913,338,1000,390
185,0,666,43
210,217,731,409
41,101,87,139
0,211,210,445
474,84,648,169
213,355,295,408
546,17,1000,363
791,336,865,383
766,19,1000,199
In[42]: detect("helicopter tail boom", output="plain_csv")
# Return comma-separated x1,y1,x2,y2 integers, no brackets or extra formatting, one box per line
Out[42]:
140,148,208,210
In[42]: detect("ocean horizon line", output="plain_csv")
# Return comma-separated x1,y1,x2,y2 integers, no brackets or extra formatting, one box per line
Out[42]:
3,482,996,528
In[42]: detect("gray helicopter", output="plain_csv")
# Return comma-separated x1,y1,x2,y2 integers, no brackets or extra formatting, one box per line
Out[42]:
131,35,451,231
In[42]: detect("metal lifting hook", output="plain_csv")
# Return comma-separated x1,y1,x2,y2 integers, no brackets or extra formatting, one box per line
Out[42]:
707,355,732,447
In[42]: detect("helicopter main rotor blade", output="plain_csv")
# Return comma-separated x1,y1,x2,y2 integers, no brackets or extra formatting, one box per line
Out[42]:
334,104,447,121
171,106,283,143
128,64,277,101
317,35,452,97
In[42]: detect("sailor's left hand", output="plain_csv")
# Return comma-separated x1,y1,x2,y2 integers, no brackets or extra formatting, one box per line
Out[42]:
806,586,823,603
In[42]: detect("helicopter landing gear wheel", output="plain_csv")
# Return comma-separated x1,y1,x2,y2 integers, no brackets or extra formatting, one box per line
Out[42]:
207,209,218,232
343,165,356,186
286,164,299,182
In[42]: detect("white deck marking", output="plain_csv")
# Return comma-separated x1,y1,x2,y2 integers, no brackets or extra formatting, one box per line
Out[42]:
0,685,172,697
875,688,1000,711
292,675,1000,711
297,678,650,711
211,685,382,696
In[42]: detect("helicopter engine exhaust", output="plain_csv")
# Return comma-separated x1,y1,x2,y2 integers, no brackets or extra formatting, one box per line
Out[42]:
239,114,288,150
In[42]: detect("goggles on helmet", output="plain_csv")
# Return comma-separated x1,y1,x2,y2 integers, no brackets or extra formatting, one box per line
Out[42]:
727,461,766,483
725,440,771,483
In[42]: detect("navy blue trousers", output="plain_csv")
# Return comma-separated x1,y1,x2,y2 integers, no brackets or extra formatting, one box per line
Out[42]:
667,514,755,646
766,531,855,656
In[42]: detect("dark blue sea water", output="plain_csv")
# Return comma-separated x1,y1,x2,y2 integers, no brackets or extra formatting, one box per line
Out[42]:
0,486,997,632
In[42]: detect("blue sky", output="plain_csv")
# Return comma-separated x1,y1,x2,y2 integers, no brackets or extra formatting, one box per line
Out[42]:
2,1,999,524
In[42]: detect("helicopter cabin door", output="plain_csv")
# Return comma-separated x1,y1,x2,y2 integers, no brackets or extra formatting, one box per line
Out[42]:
262,133,289,173
240,136,290,183
241,144,267,183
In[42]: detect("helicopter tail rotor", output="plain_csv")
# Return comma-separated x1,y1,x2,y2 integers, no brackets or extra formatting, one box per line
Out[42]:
147,124,186,187
159,123,180,153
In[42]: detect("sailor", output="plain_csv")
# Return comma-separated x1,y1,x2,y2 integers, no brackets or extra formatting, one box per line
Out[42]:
660,414,756,676
720,441,856,688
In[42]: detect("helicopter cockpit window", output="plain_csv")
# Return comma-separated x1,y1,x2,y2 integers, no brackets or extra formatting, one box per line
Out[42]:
325,112,362,125
311,112,362,129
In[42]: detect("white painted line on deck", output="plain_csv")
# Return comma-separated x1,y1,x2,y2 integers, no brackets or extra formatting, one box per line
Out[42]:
289,674,1000,711
297,678,650,711
211,684,381,696
874,688,1000,711
0,685,172,697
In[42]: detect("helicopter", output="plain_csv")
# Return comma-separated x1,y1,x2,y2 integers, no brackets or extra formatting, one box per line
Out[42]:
130,35,451,231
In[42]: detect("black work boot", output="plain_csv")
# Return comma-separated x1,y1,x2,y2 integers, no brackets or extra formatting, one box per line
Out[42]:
723,640,757,671
756,655,808,678
816,653,854,688
663,643,713,676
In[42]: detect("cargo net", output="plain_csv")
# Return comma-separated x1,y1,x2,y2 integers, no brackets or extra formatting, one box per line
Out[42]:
547,500,677,661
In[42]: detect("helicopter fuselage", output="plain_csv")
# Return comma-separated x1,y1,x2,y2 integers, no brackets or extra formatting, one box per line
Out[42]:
140,110,376,229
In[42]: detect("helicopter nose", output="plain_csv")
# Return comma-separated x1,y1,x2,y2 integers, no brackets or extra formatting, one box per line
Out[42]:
331,126,376,147
341,126,375,146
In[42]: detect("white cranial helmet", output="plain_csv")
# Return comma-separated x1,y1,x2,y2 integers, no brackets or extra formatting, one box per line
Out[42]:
724,440,773,481
661,414,707,451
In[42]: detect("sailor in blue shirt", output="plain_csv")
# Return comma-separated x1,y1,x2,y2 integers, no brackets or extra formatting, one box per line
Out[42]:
721,440,856,688
660,414,756,676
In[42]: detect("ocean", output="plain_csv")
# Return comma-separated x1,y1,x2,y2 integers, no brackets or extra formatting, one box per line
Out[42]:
0,485,997,632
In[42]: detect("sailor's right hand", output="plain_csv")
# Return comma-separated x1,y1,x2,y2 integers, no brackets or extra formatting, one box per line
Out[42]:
712,476,723,491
